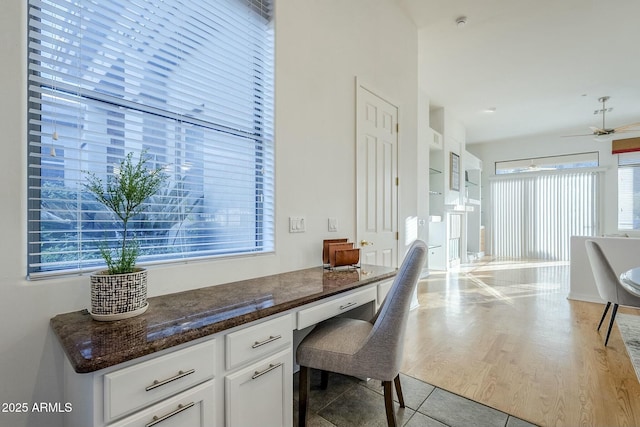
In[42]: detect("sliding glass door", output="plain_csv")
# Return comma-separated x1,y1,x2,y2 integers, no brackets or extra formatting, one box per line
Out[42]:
490,170,600,260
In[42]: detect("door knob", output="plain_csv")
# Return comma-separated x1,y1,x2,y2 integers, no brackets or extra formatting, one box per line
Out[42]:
360,240,374,246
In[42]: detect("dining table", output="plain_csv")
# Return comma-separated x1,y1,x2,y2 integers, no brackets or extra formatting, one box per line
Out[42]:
620,267,640,296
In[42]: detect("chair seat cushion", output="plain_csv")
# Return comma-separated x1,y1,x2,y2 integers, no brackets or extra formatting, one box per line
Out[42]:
297,317,374,377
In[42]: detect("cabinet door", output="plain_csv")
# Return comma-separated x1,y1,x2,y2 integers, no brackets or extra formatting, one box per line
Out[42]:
225,349,292,427
428,245,446,271
109,380,215,427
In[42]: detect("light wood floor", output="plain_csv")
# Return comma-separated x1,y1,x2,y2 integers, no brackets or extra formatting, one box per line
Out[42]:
402,258,640,427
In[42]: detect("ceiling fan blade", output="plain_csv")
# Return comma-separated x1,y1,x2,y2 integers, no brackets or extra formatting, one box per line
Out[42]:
561,133,596,137
589,126,606,134
613,122,640,131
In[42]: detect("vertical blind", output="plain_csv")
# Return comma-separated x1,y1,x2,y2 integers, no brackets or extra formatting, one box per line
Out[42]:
27,0,274,277
491,170,600,260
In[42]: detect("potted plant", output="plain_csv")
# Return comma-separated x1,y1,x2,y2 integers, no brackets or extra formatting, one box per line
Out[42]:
84,151,167,321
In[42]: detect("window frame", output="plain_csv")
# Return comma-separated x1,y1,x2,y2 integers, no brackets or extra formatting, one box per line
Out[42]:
617,152,640,232
494,151,599,175
27,0,275,279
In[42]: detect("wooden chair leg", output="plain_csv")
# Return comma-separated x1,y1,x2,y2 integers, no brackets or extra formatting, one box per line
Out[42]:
299,366,310,427
597,301,612,331
320,370,329,390
604,303,619,346
383,380,397,427
394,374,405,408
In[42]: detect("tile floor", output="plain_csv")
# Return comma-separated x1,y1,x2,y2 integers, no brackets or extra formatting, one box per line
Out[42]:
293,370,539,427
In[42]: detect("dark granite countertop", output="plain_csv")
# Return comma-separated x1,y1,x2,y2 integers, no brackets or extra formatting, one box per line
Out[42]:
51,265,397,374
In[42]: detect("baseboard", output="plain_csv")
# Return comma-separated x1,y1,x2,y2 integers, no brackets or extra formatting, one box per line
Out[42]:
567,292,604,304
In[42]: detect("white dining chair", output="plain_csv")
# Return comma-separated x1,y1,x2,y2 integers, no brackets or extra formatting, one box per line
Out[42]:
585,240,640,346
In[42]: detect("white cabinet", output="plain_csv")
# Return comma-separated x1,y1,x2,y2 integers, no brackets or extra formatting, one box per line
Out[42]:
64,340,217,427
225,348,292,427
224,314,293,427
109,381,215,427
104,340,216,423
428,244,445,271
62,283,387,427
428,221,446,271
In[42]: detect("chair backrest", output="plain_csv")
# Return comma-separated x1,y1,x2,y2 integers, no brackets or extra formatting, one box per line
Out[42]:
357,240,427,379
585,239,640,306
586,239,623,303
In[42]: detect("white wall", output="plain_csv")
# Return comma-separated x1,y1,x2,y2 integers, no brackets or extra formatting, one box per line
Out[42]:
467,130,630,255
0,1,418,426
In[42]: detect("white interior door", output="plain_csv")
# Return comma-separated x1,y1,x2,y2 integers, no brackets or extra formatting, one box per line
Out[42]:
356,84,398,267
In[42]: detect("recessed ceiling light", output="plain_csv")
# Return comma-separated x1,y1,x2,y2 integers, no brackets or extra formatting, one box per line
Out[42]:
483,107,496,113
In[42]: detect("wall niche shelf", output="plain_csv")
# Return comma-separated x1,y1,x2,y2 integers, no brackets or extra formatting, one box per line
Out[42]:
429,167,442,175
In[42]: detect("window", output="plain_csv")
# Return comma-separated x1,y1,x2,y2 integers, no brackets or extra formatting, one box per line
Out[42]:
27,0,274,277
495,152,599,174
618,152,640,230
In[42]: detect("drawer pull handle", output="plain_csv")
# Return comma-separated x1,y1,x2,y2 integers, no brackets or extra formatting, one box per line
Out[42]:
252,334,282,349
252,363,283,380
145,402,195,427
145,369,195,392
339,302,357,310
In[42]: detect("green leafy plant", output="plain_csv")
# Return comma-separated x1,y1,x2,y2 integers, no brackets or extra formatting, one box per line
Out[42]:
84,151,168,274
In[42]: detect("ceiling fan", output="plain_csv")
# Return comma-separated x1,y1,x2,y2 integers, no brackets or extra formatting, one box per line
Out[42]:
521,158,556,172
564,96,640,142
526,161,555,172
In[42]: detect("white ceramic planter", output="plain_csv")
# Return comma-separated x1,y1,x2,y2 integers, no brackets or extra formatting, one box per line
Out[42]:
90,268,148,321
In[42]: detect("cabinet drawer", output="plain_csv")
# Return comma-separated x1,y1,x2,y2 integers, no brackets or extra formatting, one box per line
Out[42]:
104,340,215,423
225,314,292,371
109,380,215,427
297,287,377,330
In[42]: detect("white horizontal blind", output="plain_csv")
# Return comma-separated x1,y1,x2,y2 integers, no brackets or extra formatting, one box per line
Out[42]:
618,152,640,230
491,170,600,260
27,0,274,277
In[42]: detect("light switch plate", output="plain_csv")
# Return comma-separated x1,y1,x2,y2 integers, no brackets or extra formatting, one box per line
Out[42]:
328,217,338,232
289,216,306,233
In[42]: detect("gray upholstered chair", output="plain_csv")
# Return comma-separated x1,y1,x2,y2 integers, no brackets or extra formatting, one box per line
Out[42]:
296,240,427,427
585,240,640,346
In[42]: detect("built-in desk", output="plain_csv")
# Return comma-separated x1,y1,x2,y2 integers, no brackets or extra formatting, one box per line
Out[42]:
51,264,396,427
